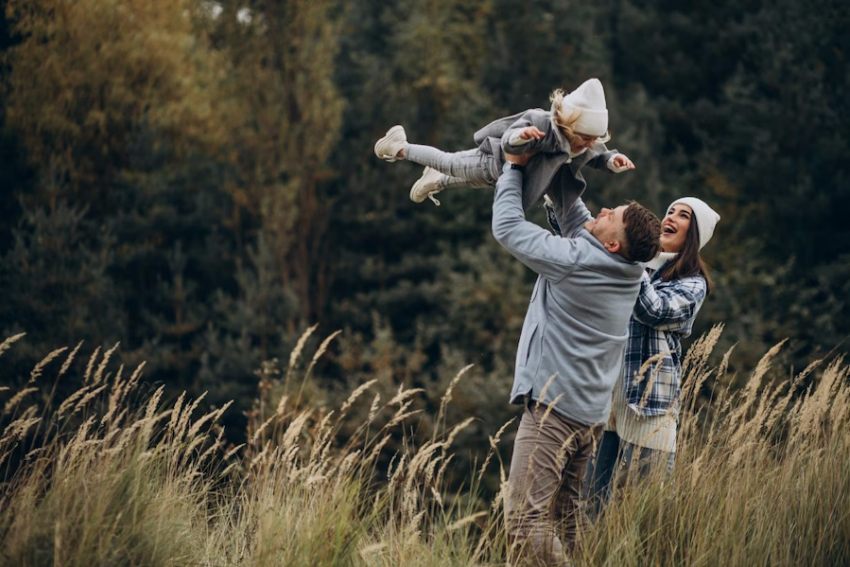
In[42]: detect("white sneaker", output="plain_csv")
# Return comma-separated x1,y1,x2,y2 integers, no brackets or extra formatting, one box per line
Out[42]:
374,125,407,162
410,167,444,206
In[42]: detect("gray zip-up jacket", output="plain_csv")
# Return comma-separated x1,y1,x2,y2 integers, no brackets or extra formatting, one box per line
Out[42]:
491,163,644,426
475,107,619,212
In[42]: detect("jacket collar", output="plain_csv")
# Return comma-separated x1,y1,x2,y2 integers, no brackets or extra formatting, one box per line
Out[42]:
579,228,642,268
549,113,571,152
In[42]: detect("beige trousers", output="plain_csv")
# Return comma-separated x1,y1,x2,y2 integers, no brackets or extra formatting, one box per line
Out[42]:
505,402,603,566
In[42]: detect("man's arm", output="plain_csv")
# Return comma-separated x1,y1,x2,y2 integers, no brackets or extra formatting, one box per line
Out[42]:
544,188,593,238
492,161,581,282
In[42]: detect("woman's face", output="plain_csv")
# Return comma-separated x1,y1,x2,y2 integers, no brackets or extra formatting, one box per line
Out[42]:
660,204,693,253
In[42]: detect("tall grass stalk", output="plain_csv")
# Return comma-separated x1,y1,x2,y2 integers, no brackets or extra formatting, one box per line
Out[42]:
0,327,848,566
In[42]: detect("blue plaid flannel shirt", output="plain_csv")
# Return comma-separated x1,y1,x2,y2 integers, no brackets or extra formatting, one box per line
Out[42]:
546,201,707,417
625,268,706,417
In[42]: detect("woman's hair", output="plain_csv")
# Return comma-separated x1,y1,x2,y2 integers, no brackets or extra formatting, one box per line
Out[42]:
550,88,611,145
659,214,713,294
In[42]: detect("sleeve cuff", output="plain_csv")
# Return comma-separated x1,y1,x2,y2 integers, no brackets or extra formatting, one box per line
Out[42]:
508,133,532,147
502,162,520,174
607,154,630,173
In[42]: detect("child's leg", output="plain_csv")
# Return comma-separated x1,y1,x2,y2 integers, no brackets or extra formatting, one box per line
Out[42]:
405,145,498,188
374,126,498,187
440,174,475,190
410,168,491,206
408,168,466,205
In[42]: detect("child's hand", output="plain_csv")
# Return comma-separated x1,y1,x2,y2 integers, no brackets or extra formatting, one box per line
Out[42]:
611,155,635,170
518,126,546,141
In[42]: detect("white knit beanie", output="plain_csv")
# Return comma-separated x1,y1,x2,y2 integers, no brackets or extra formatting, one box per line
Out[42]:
560,78,608,137
670,197,720,250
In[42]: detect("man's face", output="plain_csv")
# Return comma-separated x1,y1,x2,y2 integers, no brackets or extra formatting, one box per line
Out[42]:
584,205,627,255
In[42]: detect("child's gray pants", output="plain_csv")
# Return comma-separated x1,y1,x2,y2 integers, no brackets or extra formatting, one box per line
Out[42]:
405,144,499,189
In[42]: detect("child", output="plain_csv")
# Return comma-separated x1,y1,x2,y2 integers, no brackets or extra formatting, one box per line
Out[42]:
374,78,635,210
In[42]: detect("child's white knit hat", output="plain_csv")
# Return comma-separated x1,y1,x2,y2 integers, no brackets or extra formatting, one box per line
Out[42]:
670,197,720,250
561,78,608,137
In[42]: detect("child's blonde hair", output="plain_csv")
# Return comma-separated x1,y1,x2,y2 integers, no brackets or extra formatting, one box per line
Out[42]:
550,89,611,146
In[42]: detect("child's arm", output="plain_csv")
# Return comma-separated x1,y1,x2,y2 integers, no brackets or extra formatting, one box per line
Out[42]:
587,144,635,173
500,110,556,156
508,125,546,149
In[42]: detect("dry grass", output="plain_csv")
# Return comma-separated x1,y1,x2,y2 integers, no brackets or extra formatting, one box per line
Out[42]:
0,326,848,566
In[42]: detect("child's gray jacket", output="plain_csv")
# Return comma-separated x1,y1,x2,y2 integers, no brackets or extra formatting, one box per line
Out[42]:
474,108,619,211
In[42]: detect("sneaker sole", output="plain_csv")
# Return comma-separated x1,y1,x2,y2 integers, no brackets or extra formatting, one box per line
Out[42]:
374,125,406,162
410,167,443,203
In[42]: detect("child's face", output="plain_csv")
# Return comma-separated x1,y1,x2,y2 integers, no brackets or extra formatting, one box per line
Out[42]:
570,132,598,153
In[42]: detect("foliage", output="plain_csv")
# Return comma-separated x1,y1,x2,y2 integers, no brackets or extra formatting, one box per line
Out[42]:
1,0,849,480
3,0,228,197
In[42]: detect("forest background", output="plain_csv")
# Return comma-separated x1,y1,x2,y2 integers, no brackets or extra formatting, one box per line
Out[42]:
0,0,848,491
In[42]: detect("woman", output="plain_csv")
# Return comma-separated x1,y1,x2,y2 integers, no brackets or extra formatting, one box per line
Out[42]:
582,197,720,510
546,195,720,510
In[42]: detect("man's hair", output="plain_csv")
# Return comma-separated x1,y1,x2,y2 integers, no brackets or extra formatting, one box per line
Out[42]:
621,202,662,262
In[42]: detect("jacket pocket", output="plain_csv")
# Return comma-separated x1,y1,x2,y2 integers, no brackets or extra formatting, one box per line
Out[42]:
517,321,538,368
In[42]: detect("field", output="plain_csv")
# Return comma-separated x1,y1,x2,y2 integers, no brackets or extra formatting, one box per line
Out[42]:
1,327,849,567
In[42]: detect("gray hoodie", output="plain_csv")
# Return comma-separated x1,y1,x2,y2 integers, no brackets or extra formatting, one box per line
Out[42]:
474,108,619,212
491,163,644,425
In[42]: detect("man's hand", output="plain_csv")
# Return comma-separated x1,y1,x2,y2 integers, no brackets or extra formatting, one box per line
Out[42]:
611,154,635,170
505,151,534,166
518,126,546,141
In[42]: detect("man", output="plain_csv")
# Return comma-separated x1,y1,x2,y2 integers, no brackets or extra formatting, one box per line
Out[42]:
491,152,661,565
